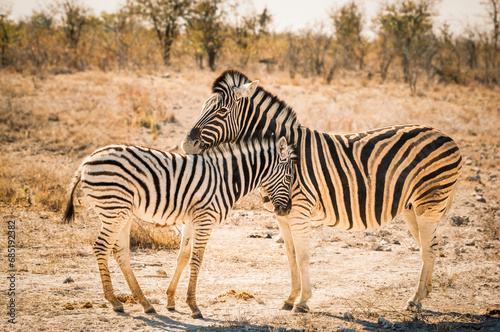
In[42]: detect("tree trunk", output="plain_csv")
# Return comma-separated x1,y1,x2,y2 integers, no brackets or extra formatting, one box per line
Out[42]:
207,49,216,71
402,55,410,83
380,54,393,81
196,54,203,69
162,38,173,66
0,23,8,67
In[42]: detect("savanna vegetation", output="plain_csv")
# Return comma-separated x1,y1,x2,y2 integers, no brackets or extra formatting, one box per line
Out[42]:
0,1,499,330
0,0,499,92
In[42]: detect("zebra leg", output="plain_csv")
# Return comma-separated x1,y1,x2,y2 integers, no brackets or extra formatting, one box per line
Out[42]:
289,219,312,314
113,219,156,314
406,216,438,311
276,218,300,311
93,218,127,312
166,223,193,311
403,208,421,248
185,220,214,319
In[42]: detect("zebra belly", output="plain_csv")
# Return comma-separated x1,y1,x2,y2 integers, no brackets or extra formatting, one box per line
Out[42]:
318,212,398,231
133,207,190,227
300,124,461,231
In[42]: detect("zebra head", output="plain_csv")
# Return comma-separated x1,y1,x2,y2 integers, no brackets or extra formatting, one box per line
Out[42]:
182,70,259,154
260,137,296,217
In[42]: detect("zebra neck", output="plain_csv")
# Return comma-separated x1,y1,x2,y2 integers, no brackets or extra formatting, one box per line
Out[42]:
214,146,273,206
242,90,300,143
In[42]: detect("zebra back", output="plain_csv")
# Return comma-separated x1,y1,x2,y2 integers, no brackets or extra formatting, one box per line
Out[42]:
183,70,462,230
63,138,296,225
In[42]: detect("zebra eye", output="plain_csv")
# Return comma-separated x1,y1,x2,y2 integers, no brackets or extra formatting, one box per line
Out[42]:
218,107,229,115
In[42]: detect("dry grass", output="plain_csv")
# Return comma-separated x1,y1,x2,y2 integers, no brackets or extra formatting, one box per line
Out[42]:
1,68,498,219
1,67,499,246
130,220,180,249
118,82,178,141
1,68,499,331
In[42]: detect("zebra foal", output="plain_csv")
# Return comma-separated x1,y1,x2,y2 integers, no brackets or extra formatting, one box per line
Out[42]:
63,137,296,318
182,70,463,312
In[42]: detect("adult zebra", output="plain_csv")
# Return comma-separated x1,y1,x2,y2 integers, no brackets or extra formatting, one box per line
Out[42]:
63,137,296,318
182,70,463,312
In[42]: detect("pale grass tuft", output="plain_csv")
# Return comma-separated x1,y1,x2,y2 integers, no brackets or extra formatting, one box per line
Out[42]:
116,294,136,304
130,219,180,249
118,83,177,141
0,156,72,211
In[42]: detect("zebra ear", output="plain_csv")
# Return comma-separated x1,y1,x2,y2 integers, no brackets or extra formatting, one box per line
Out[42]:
277,137,288,159
234,80,259,99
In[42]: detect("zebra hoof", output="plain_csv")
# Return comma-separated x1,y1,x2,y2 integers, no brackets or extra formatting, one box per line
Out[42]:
167,305,176,312
292,304,310,314
281,302,294,311
113,306,125,313
145,306,157,314
191,311,203,319
405,301,422,312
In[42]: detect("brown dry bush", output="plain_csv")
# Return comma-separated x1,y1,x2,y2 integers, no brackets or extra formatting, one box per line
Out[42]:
117,83,177,141
2,0,499,89
0,156,71,211
130,219,180,249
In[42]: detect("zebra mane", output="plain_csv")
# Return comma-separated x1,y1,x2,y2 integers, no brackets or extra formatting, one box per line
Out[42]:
212,69,251,93
212,69,300,137
201,137,297,163
202,137,274,160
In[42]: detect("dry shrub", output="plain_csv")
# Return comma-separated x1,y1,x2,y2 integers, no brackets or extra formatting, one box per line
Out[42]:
116,295,136,304
118,84,176,140
130,219,180,249
217,289,255,301
0,157,71,211
80,301,93,309
62,301,94,310
0,163,23,206
26,162,71,211
62,303,76,310
435,271,459,296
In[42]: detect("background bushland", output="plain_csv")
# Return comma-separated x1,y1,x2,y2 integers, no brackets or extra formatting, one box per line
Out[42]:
1,0,499,92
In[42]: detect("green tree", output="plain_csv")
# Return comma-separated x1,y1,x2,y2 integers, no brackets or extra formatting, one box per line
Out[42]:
26,12,55,71
0,14,17,67
101,10,139,69
129,0,193,65
59,0,89,50
187,0,224,71
375,0,436,93
433,23,462,83
481,0,500,85
330,1,366,69
229,6,272,67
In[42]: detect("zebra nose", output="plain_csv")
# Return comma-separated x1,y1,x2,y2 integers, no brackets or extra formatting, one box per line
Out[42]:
275,206,287,216
274,202,291,216
188,128,202,141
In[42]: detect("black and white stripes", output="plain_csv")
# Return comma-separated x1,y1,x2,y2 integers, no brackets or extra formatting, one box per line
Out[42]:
182,69,462,312
64,137,295,318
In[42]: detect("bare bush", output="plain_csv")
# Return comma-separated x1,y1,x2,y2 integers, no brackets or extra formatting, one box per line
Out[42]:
330,0,366,70
375,0,437,94
130,220,180,249
129,0,193,66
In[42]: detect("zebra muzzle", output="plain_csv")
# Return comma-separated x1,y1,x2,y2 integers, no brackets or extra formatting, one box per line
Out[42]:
182,131,207,154
274,200,292,216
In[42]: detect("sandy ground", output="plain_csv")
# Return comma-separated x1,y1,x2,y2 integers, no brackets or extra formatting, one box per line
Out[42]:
1,186,500,332
1,70,499,331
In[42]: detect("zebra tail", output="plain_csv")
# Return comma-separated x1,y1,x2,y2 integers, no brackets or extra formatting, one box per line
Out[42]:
62,167,82,224
443,184,458,218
